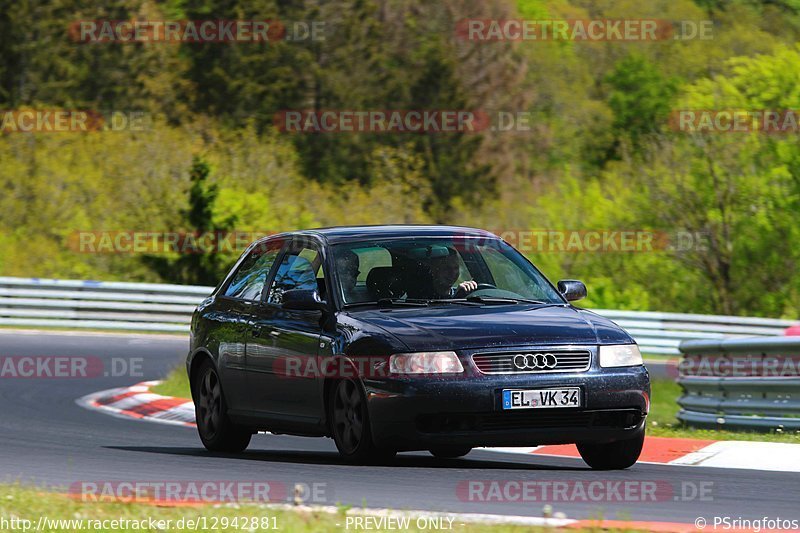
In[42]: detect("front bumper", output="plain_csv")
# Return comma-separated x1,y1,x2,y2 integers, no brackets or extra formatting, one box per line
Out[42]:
363,353,649,451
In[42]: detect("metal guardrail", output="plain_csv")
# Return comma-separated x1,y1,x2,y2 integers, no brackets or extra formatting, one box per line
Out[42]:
592,309,795,355
0,277,796,354
677,337,800,431
0,277,209,333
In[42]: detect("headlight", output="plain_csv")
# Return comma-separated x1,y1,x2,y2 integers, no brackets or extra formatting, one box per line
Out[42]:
389,351,464,374
599,344,643,367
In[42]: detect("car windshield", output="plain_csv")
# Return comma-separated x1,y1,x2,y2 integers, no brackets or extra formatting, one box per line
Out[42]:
332,237,564,306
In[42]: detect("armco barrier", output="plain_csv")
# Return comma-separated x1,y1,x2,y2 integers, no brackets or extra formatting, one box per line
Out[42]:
0,277,796,355
591,309,794,355
0,277,209,333
677,337,800,431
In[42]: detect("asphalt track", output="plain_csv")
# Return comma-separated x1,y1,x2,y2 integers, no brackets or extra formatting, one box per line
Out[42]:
0,330,798,524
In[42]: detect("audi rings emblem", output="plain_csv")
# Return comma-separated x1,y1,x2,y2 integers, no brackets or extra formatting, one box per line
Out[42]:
512,352,558,370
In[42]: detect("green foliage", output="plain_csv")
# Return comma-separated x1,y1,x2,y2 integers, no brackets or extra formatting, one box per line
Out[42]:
605,53,678,150
142,157,237,285
1,0,799,319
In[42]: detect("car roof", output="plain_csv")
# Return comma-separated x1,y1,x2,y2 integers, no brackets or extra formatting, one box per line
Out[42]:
269,225,499,244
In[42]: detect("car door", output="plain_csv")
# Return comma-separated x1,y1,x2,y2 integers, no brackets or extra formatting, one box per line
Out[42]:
245,240,326,424
200,296,250,411
214,239,285,412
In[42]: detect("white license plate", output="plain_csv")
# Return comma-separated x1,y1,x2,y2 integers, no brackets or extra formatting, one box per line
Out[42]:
502,388,581,410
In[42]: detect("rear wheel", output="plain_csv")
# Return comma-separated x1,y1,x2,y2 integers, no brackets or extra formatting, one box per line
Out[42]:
429,446,472,459
329,378,395,464
577,429,644,470
193,360,252,453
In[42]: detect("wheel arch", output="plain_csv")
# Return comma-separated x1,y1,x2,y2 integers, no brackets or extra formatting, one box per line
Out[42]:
188,348,215,400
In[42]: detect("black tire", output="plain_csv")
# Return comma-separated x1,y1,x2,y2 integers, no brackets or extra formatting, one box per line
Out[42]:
329,378,395,464
577,429,644,470
192,359,252,453
429,446,472,459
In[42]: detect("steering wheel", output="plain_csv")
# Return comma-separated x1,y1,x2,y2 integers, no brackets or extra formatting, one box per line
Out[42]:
455,282,497,298
459,282,497,297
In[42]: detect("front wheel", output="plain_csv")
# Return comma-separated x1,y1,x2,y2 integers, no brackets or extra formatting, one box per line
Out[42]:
329,378,395,464
193,360,252,453
577,429,644,470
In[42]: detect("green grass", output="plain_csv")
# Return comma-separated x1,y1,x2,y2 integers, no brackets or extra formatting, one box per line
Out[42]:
648,379,800,443
151,365,800,444
151,364,190,398
0,483,642,532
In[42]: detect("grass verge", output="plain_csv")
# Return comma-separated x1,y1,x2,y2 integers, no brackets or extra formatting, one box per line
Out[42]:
151,364,190,398
0,483,644,532
152,365,800,443
646,378,800,443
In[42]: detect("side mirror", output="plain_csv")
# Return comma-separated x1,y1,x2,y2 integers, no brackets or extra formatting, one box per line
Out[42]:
557,279,587,302
281,289,327,311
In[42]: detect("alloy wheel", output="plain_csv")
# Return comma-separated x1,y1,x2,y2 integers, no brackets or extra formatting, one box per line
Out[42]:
332,380,364,455
197,367,222,439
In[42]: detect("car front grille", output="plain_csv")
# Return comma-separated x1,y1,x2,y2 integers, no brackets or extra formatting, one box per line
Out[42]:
471,350,591,374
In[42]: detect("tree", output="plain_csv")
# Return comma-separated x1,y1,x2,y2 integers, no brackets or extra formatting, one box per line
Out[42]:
628,46,800,316
605,54,678,154
143,157,234,285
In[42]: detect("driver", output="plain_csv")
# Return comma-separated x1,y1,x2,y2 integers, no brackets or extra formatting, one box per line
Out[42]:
430,248,477,299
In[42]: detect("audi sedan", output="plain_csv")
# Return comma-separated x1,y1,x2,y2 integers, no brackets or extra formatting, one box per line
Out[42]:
187,225,650,469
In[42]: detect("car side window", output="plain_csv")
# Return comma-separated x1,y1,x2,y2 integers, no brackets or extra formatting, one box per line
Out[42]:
267,246,323,305
351,246,392,284
223,242,282,301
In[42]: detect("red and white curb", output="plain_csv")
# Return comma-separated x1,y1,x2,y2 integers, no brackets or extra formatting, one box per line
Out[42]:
78,381,800,473
487,438,800,473
76,380,195,427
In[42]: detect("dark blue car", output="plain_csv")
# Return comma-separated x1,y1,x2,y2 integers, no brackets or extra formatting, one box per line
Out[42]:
187,225,650,469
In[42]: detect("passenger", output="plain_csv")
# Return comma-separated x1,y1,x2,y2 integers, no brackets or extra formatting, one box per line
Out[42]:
336,249,360,301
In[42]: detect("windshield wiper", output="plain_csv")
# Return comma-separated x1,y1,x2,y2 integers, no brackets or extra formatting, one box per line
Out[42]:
343,298,430,308
464,295,548,305
424,298,484,306
377,298,430,307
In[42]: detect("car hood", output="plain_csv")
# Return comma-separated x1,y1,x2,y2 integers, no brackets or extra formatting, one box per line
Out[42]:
348,304,633,351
